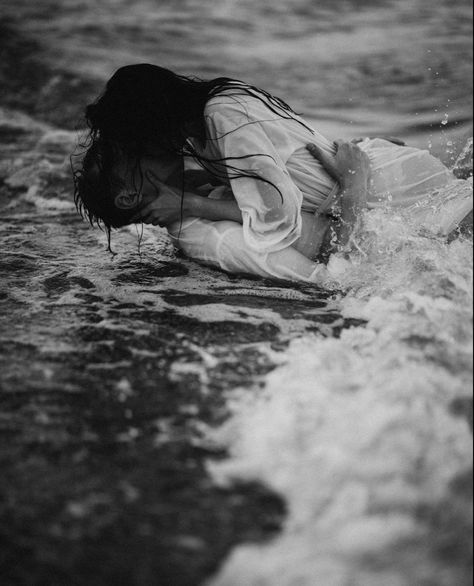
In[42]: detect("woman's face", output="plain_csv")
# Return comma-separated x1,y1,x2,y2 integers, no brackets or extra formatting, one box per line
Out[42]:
114,154,182,213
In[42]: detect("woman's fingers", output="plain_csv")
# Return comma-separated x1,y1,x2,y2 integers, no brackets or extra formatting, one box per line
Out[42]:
306,143,341,181
131,201,160,224
308,140,371,188
379,136,406,146
351,136,406,146
334,139,353,151
145,169,165,192
130,203,152,223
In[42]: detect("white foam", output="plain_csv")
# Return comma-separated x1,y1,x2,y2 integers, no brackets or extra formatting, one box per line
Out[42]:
207,190,473,585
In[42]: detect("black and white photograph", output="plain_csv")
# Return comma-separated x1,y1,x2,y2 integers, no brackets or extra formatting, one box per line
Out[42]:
0,1,473,585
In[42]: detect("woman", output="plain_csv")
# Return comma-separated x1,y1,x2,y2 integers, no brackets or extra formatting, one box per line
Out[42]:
73,64,472,285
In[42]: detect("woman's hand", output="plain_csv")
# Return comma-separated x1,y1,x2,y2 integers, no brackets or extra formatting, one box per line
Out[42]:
131,170,243,227
351,136,406,146
131,175,184,227
307,140,371,189
307,140,370,249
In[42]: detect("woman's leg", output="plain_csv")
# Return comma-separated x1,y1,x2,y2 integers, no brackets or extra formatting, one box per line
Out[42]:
360,138,473,235
360,138,455,208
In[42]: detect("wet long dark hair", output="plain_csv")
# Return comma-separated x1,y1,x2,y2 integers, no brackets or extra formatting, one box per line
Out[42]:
72,63,313,237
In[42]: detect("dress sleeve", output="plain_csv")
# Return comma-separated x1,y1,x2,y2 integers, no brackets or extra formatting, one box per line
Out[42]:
204,101,304,254
168,218,332,286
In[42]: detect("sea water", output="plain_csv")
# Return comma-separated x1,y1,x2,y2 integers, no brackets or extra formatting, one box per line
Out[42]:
1,0,472,143
0,1,472,585
205,203,473,585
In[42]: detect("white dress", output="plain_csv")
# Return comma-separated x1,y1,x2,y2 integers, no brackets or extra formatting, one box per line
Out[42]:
168,92,472,285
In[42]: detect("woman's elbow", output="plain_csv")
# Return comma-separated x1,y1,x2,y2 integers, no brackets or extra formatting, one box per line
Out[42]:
263,206,301,238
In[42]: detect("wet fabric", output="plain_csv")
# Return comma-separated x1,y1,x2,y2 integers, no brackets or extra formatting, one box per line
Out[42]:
170,94,472,284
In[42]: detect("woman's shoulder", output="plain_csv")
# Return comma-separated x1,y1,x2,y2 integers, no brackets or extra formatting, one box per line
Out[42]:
204,91,267,123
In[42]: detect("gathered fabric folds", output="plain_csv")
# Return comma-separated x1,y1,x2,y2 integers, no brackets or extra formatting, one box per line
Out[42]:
168,93,472,284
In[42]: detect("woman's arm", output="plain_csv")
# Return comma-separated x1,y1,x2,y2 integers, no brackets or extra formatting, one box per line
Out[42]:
132,181,243,227
204,99,305,253
185,193,243,224
169,218,333,286
307,141,370,248
183,169,223,190
336,183,367,248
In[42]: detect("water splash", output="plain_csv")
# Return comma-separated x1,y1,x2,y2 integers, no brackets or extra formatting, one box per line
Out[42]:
0,0,472,579
206,180,473,585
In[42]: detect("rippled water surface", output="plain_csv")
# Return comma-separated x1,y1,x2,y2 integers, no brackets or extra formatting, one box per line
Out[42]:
1,0,473,142
0,1,473,585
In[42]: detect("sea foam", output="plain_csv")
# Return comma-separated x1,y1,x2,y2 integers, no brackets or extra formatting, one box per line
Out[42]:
207,190,473,586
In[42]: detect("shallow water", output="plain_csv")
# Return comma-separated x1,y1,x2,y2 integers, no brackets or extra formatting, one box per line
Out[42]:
0,1,473,585
207,207,473,586
1,0,473,143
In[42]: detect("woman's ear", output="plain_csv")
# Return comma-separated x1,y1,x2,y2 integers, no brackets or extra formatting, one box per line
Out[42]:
114,190,142,210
